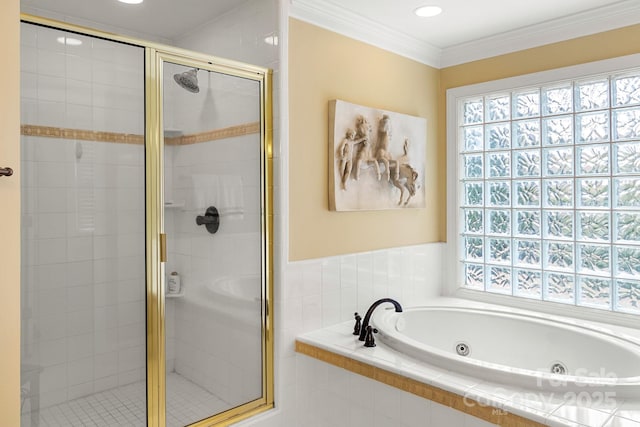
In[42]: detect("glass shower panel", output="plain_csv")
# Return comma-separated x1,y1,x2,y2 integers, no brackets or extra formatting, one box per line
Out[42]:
20,23,146,427
163,62,263,425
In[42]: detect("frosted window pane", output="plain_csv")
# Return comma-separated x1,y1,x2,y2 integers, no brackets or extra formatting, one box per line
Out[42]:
463,126,483,151
488,182,510,206
615,213,640,242
486,123,511,149
465,237,484,261
464,182,483,206
464,209,483,234
614,178,640,208
615,142,640,174
486,95,510,121
577,111,610,143
516,210,540,236
545,242,574,270
488,266,512,293
545,211,573,240
576,79,609,111
489,238,511,263
543,116,573,145
463,99,483,124
516,240,541,266
544,179,573,207
515,269,542,299
513,91,540,118
514,181,540,207
514,150,541,177
464,264,484,290
613,107,640,141
578,212,610,242
578,145,609,175
464,154,483,178
578,178,609,208
613,75,640,107
545,272,575,303
488,209,510,234
488,152,511,177
513,120,540,148
579,244,610,274
544,147,573,176
614,246,640,278
616,280,640,313
543,85,572,115
579,277,611,308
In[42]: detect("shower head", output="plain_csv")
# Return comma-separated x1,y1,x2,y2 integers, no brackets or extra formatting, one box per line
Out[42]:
173,68,199,93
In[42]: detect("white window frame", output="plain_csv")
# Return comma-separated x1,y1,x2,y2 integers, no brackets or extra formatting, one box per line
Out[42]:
445,53,640,328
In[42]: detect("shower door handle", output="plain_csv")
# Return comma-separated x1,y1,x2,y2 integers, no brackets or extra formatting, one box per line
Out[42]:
0,167,13,177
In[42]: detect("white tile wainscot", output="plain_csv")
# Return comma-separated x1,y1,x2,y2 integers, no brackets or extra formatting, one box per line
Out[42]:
296,322,640,427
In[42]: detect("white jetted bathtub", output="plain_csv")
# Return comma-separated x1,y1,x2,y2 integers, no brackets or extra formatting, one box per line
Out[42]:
371,301,640,397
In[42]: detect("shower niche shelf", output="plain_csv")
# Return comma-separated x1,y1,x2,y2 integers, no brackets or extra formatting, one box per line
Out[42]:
164,201,185,209
166,291,185,298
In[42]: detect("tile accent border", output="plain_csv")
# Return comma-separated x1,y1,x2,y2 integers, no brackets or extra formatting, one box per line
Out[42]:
21,125,145,145
295,341,547,427
165,122,260,146
21,122,260,145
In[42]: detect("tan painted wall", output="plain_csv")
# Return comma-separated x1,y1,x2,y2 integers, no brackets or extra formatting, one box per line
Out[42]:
288,18,442,261
0,0,21,425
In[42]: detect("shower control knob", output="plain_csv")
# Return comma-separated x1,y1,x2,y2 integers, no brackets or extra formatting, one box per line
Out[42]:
195,206,220,234
0,167,13,177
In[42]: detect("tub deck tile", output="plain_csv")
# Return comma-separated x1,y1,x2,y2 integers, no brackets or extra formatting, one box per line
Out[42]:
296,320,640,427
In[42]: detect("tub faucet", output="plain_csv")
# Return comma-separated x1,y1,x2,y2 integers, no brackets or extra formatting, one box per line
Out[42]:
358,298,402,341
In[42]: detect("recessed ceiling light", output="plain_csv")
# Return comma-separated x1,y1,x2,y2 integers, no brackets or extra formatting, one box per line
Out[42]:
56,36,82,46
414,5,442,17
118,0,143,4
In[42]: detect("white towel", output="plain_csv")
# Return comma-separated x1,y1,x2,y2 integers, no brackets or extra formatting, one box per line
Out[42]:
191,174,244,219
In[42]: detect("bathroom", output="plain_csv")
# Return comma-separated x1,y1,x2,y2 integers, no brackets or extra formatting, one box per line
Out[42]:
2,0,640,426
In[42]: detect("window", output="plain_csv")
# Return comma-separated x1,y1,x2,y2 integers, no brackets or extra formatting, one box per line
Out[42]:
456,67,640,315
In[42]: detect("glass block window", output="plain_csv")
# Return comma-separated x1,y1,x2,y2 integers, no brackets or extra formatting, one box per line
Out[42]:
458,70,640,315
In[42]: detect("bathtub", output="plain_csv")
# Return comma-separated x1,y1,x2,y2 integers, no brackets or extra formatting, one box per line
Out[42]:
207,275,261,307
371,300,640,397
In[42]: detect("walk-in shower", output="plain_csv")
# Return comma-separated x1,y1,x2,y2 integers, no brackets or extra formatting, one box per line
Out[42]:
19,13,273,427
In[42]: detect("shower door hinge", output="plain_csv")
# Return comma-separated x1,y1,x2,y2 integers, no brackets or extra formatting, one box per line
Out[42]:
160,233,167,263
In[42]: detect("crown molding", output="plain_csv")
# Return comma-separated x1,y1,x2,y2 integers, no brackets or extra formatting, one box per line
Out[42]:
440,0,640,68
289,0,442,68
290,0,640,70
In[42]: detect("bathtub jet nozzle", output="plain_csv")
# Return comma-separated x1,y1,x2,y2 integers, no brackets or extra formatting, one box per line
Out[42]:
358,298,403,342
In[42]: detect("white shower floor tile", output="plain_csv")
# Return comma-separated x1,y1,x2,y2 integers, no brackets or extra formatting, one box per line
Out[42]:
23,372,229,427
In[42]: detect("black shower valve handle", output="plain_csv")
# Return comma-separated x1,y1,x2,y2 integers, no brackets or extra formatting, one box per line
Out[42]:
195,206,220,234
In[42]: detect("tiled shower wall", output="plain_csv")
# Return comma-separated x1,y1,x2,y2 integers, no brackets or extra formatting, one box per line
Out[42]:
20,23,145,410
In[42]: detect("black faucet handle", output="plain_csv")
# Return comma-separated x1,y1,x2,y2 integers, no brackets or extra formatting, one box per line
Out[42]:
364,325,378,347
353,312,362,336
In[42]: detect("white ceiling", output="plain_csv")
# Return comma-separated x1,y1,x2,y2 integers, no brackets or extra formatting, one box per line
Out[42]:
328,0,628,48
20,0,640,66
291,0,640,67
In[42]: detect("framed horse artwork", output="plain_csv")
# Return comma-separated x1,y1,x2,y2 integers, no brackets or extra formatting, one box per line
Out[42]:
328,99,426,211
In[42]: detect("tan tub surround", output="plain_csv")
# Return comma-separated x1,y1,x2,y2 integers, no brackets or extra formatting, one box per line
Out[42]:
295,318,640,427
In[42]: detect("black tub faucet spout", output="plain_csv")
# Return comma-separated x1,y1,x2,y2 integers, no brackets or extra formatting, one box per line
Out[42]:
358,298,402,341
